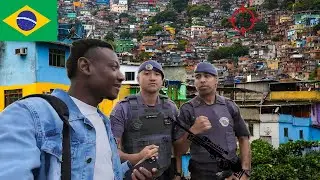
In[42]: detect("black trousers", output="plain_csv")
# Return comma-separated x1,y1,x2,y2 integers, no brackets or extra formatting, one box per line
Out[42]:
154,158,175,180
188,159,219,180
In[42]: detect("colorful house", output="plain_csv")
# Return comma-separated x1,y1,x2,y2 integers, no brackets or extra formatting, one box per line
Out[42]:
0,41,130,115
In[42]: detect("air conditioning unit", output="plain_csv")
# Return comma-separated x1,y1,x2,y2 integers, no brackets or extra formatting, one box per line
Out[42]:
15,48,27,55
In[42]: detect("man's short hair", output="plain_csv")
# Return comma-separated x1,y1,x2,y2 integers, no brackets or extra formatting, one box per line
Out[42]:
66,39,114,79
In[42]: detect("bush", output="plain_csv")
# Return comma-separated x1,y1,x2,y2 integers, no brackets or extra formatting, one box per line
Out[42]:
250,139,320,180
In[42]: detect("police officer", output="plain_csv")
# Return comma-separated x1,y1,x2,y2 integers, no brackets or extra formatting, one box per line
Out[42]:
174,62,252,180
110,60,181,180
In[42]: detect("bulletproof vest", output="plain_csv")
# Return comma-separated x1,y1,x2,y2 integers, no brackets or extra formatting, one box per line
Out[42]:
188,95,238,168
121,94,175,174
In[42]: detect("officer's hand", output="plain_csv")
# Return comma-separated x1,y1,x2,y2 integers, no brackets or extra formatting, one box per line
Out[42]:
131,167,157,180
190,116,212,135
138,145,159,160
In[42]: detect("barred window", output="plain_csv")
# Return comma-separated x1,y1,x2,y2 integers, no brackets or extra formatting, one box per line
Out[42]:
4,89,22,107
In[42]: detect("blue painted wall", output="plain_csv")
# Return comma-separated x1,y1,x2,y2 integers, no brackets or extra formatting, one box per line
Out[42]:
0,42,37,86
310,128,320,141
96,0,109,5
279,114,315,144
35,42,70,85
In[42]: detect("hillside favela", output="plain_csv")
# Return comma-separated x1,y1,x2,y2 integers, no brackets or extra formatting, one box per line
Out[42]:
1,0,320,179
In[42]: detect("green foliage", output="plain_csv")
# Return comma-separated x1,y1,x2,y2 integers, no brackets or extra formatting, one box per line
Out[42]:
187,5,212,17
271,35,283,42
220,8,267,33
171,0,188,13
208,43,249,61
151,10,177,24
145,24,163,35
119,13,129,18
104,32,114,42
221,18,233,28
263,0,279,10
253,21,269,33
137,52,151,62
177,39,188,51
313,23,320,34
119,31,131,39
251,139,275,166
282,0,320,11
250,139,320,180
220,0,232,12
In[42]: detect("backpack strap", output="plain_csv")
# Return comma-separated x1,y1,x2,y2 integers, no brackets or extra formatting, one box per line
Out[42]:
20,94,71,180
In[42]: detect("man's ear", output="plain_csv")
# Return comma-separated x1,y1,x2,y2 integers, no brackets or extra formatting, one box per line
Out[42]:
137,73,140,83
77,57,92,76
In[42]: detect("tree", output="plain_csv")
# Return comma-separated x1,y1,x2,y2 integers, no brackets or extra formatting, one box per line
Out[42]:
91,10,98,16
250,140,320,180
220,0,231,12
177,39,188,51
253,21,268,33
137,52,151,62
119,31,131,39
151,10,177,24
104,32,114,42
208,43,249,61
187,5,212,17
119,13,129,18
172,0,188,13
262,0,279,10
137,31,144,42
313,23,320,34
145,24,163,35
221,17,233,28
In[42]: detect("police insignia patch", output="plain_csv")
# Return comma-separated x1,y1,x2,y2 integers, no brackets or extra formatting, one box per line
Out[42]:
219,117,229,127
145,64,153,70
132,119,143,130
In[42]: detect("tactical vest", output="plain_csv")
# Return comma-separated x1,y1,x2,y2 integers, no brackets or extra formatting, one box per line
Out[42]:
187,95,238,169
121,94,175,175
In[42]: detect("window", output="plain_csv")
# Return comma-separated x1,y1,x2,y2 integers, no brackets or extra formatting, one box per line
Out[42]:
4,89,23,107
299,130,304,139
284,128,288,137
249,123,254,136
49,49,65,67
125,72,135,81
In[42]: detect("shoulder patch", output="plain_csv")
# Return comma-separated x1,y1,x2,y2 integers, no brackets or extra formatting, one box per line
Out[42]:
159,94,169,99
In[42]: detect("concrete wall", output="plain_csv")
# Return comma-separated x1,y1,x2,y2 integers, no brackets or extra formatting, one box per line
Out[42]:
0,42,36,85
240,108,260,121
235,82,270,92
311,104,320,126
35,42,70,85
163,66,187,82
120,65,139,85
260,113,280,148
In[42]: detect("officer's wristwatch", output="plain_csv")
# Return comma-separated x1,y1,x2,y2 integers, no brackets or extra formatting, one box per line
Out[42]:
243,169,251,177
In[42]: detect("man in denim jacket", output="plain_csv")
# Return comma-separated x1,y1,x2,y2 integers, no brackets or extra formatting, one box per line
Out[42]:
0,39,156,180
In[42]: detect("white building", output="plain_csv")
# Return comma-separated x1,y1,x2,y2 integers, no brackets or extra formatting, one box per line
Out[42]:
120,64,139,84
111,4,128,13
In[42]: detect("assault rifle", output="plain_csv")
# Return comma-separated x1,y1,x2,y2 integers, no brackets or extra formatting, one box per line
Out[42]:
169,117,245,179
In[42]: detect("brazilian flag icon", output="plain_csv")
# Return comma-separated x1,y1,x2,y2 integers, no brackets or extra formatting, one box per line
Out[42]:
0,0,57,41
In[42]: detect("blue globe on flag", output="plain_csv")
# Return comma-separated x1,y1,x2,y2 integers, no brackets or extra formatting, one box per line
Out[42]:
16,11,37,31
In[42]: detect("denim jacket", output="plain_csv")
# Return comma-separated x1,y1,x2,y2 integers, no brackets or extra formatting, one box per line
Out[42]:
0,89,130,180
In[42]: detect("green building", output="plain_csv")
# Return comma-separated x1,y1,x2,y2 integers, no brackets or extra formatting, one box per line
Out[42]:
115,39,134,53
